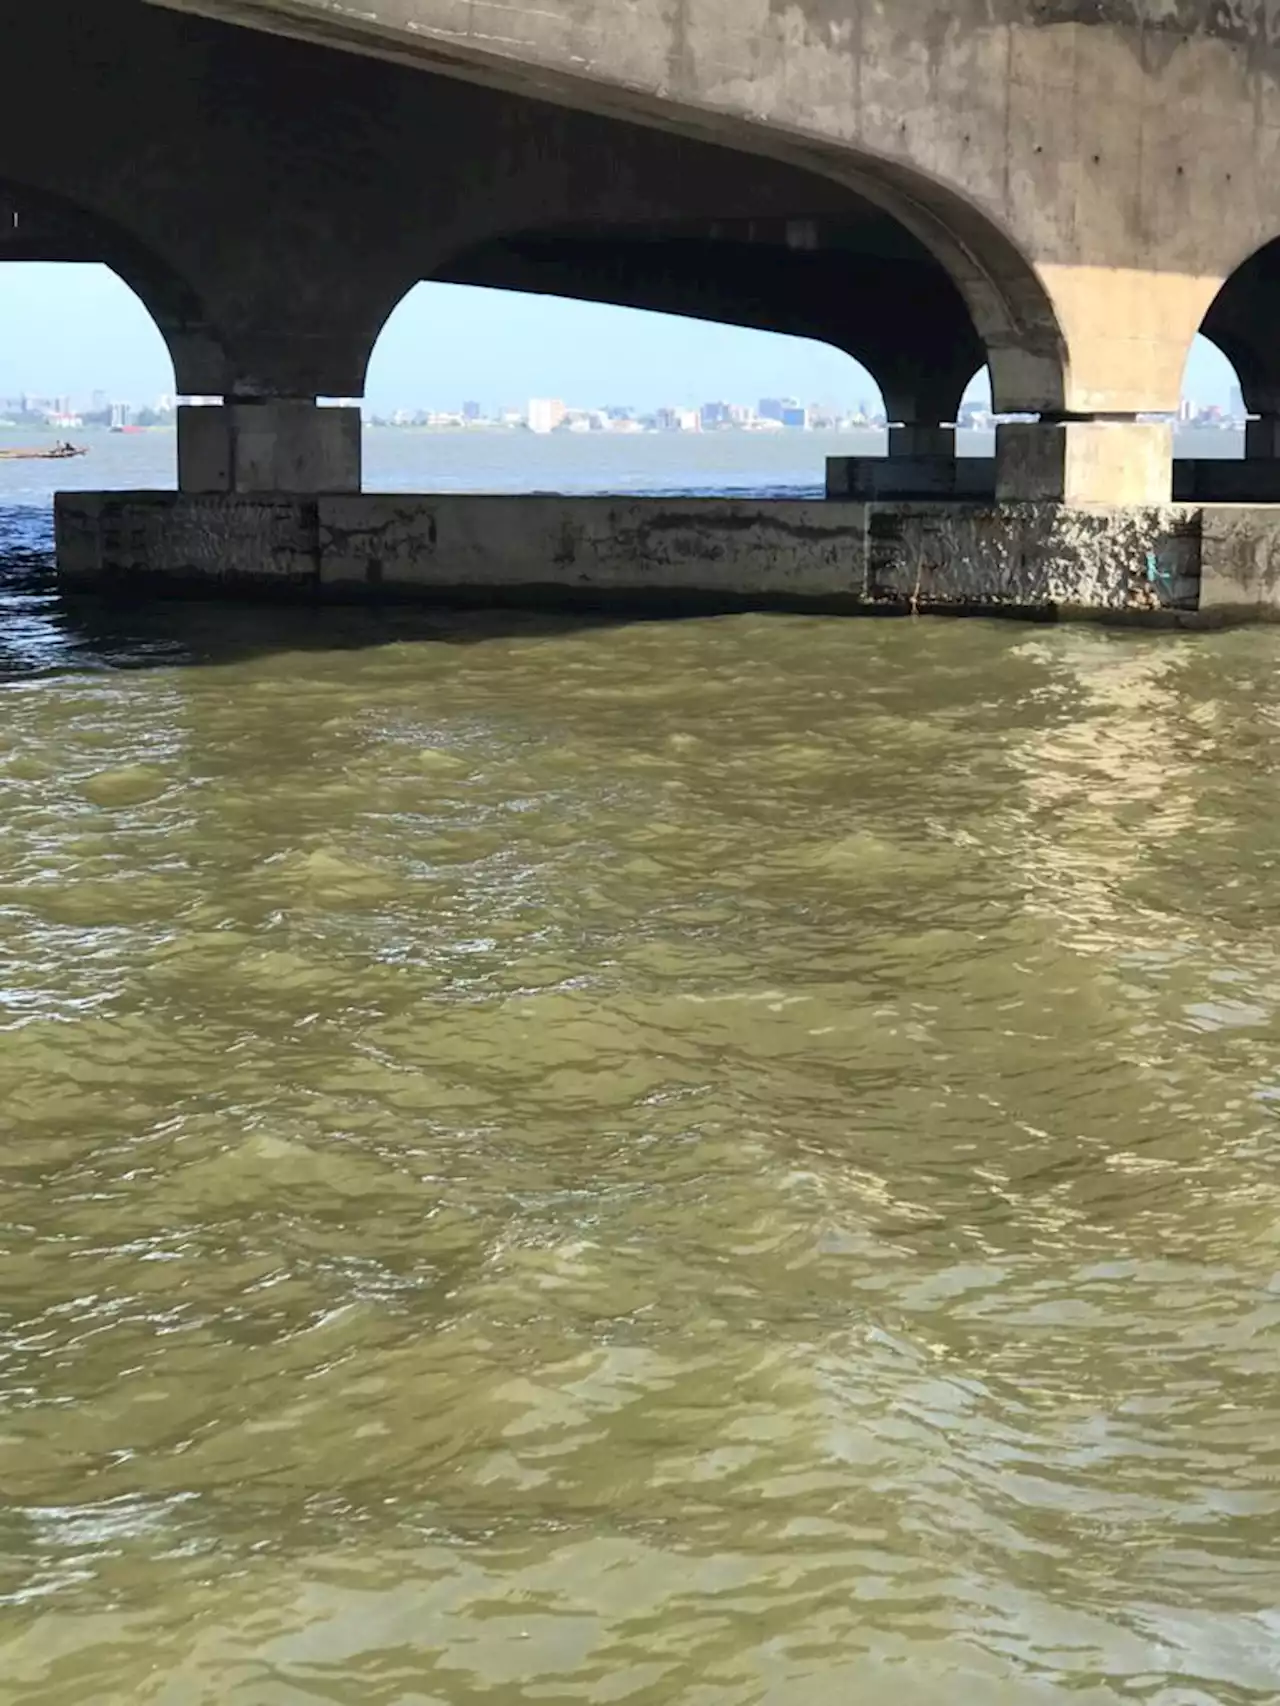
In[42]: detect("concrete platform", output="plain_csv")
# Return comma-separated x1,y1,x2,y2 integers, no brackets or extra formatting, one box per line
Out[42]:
1174,461,1280,503
53,489,1280,622
826,456,996,501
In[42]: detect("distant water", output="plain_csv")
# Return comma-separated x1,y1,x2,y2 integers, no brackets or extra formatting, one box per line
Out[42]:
0,423,1249,510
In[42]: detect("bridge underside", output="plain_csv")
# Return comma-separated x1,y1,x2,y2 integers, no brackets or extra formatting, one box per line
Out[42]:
5,0,1280,618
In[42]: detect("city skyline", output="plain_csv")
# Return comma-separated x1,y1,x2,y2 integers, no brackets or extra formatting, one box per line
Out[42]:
0,262,1242,412
3,392,1247,443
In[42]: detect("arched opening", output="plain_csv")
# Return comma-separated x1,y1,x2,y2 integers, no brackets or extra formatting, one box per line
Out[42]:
956,367,994,452
1172,243,1280,500
1198,240,1280,454
0,179,226,397
360,206,1017,497
0,262,178,489
363,282,892,495
1179,334,1245,452
0,177,250,513
426,215,991,445
344,55,1067,422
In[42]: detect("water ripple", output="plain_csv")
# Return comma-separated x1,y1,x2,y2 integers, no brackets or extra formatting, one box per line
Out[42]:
1,508,1279,1701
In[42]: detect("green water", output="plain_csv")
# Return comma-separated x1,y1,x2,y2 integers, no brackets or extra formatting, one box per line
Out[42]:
2,549,1279,1702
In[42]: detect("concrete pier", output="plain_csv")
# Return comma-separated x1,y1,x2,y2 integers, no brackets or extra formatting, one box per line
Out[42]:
58,490,1280,621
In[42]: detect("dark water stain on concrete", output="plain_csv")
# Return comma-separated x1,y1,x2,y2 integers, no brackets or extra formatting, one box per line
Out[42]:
780,0,1280,54
1016,0,1280,50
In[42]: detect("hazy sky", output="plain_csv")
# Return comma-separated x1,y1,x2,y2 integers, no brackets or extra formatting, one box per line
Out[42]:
0,263,1238,411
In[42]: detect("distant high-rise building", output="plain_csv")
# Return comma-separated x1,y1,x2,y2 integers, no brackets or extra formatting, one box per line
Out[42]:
527,398,566,434
462,400,481,422
700,401,732,429
656,407,700,433
758,397,807,427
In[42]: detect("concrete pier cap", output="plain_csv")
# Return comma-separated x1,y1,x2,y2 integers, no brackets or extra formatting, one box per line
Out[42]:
178,401,362,495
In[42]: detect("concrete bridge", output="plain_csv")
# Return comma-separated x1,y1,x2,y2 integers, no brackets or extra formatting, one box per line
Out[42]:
12,0,1280,617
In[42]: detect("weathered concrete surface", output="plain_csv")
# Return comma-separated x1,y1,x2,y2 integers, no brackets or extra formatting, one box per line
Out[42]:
318,497,881,602
866,503,1199,614
55,494,319,593
1199,506,1280,618
59,494,875,609
56,492,1208,618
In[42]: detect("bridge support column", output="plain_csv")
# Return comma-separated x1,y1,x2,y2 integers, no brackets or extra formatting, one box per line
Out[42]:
995,419,1173,506
178,400,362,495
888,421,956,460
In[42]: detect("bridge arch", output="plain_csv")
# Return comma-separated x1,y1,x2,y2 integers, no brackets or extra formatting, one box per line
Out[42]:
783,148,1065,418
0,178,230,397
364,279,894,433
355,183,1044,447
1196,239,1280,455
427,217,981,440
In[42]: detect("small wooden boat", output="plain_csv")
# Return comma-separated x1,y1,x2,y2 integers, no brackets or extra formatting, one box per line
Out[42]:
0,443,89,461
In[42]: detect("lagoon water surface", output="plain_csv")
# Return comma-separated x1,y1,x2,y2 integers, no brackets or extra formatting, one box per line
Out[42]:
0,435,1278,1703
